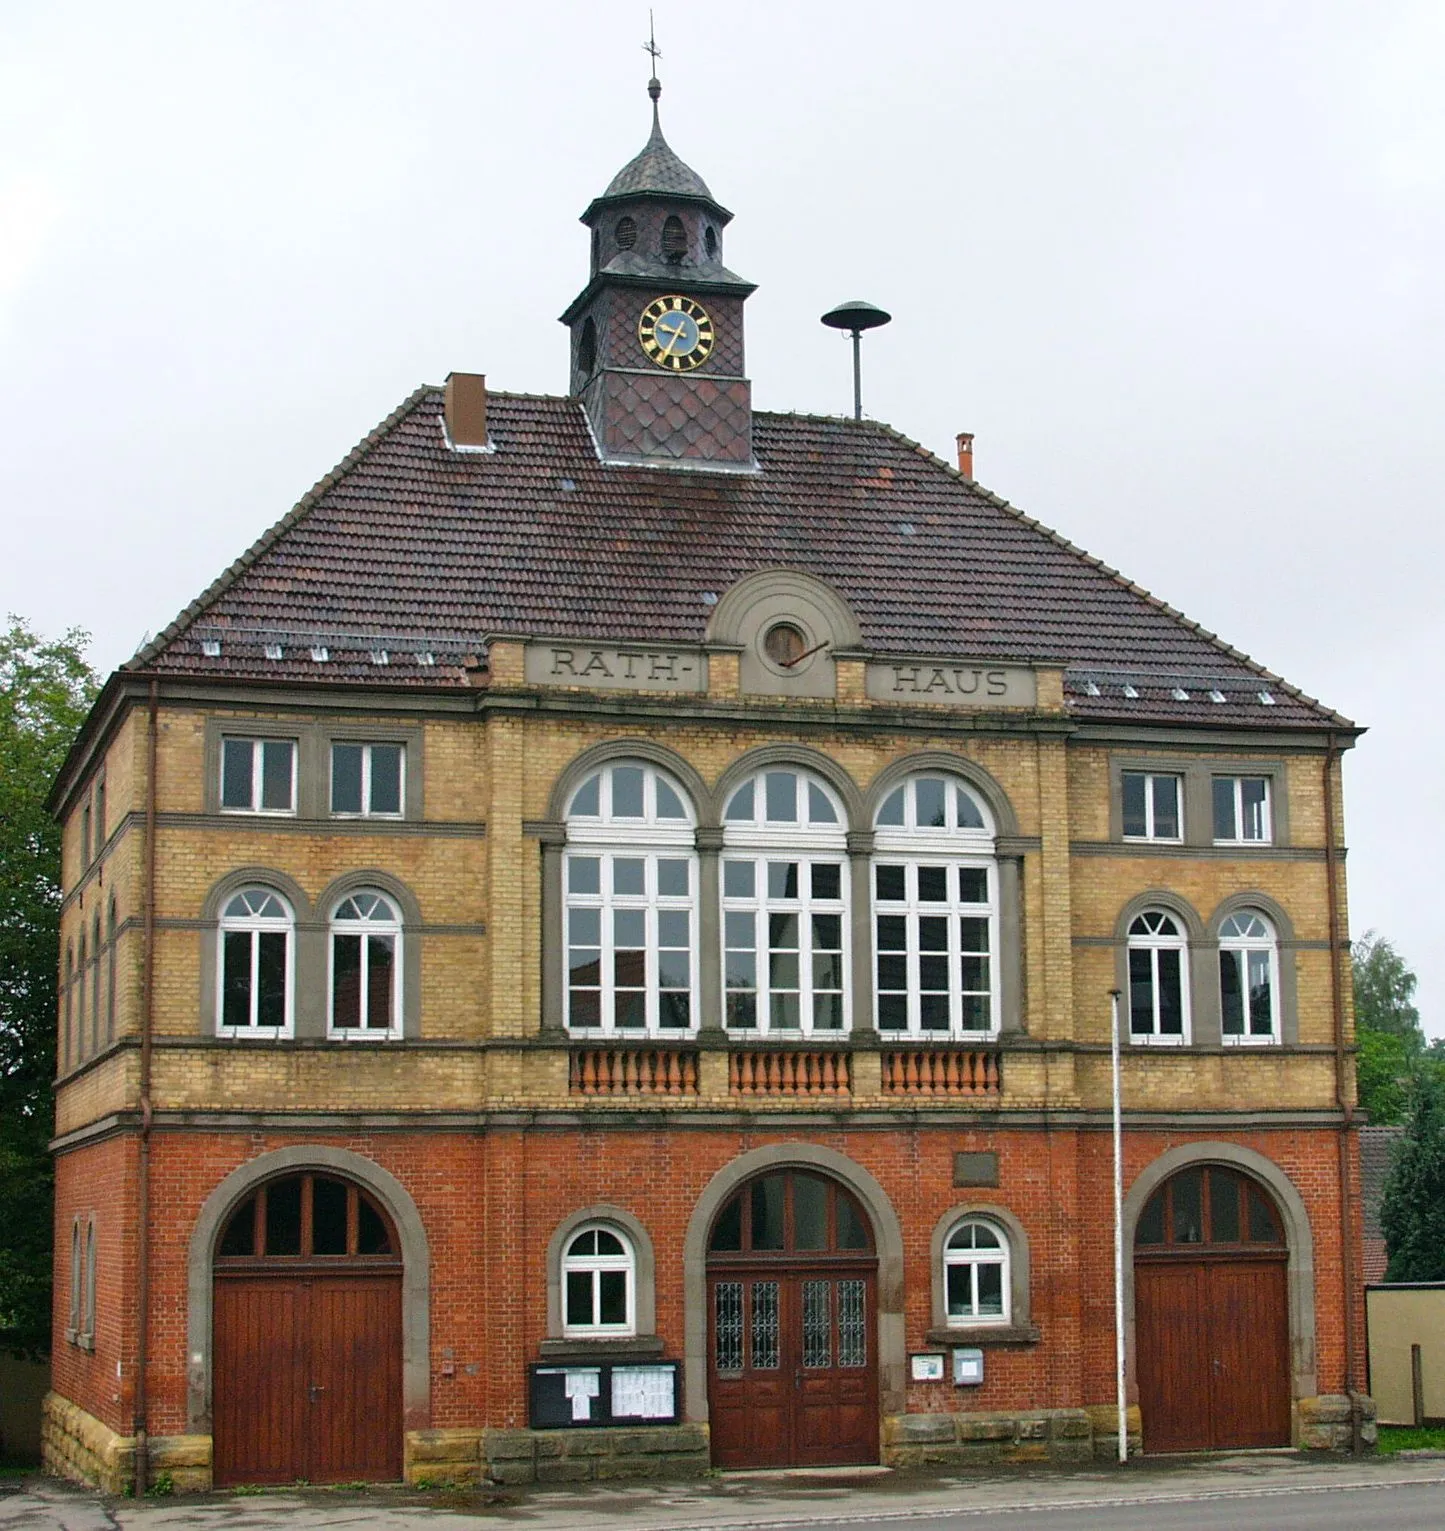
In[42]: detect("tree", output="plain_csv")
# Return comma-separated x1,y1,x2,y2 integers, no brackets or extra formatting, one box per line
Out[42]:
1381,1069,1445,1283
0,618,98,1358
1356,1027,1416,1127
1352,931,1424,1049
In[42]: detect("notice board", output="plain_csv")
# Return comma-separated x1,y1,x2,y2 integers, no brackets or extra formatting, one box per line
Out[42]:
528,1360,681,1429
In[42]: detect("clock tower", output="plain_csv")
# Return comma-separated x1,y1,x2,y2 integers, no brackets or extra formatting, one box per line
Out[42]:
561,77,757,470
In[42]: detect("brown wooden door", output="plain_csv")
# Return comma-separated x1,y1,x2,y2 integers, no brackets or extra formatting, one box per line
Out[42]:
214,1271,402,1484
1206,1260,1291,1448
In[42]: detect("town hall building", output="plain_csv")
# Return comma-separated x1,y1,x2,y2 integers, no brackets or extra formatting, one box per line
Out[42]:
44,75,1372,1490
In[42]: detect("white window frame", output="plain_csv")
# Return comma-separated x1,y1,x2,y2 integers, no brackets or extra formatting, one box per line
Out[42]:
328,892,405,1039
943,1216,1011,1327
564,763,699,1037
1212,775,1272,845
330,741,406,820
216,888,296,1038
872,775,1000,1040
219,737,298,816
561,1224,637,1338
1126,910,1190,1045
720,768,850,1037
1121,770,1184,843
1218,910,1280,1045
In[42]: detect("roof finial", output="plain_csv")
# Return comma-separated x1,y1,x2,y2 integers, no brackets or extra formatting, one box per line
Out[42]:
644,10,662,112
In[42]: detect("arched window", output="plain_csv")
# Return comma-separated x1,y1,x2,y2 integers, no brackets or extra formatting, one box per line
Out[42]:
721,768,848,1034
106,899,118,1044
83,1220,96,1343
1127,910,1188,1043
661,214,686,261
872,774,998,1038
1135,1165,1284,1250
561,1225,635,1336
943,1217,1010,1326
330,892,403,1037
577,315,597,377
76,931,87,1062
704,224,718,259
218,888,294,1036
1219,910,1278,1044
216,1172,398,1260
68,1219,82,1336
564,762,697,1035
90,912,103,1056
63,942,74,1072
615,215,637,250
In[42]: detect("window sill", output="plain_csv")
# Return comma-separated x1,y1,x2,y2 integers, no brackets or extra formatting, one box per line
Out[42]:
926,1324,1040,1347
538,1334,665,1361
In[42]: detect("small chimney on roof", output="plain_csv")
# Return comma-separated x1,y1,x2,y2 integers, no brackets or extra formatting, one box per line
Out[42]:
956,431,975,479
445,372,488,449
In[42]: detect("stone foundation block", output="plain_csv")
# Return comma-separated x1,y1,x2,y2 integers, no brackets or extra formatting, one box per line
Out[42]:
404,1429,483,1487
882,1409,1098,1469
1297,1394,1377,1453
479,1423,710,1485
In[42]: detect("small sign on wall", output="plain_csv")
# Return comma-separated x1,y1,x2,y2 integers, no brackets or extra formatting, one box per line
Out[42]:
529,1360,681,1429
953,1348,985,1386
910,1352,946,1382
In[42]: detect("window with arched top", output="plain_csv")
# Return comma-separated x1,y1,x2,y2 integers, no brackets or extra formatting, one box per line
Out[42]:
704,224,718,259
68,1219,82,1337
561,1224,636,1336
722,769,848,1035
106,899,118,1045
661,214,686,261
1127,910,1189,1043
63,942,74,1072
943,1217,1011,1326
218,888,294,1036
564,762,698,1036
330,892,403,1038
76,931,87,1062
1219,910,1279,1044
216,1172,399,1261
82,1220,96,1343
90,912,102,1056
872,774,999,1038
1135,1166,1284,1252
615,215,637,250
577,315,597,377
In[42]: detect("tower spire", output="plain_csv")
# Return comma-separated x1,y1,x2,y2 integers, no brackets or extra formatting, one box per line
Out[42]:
644,10,662,119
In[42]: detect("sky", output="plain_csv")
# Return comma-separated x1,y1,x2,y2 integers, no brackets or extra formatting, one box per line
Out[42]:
1,1,1441,1033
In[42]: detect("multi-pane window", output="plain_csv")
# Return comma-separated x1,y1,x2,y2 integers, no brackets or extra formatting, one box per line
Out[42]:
330,892,402,1037
1121,771,1182,841
565,762,697,1035
221,737,297,814
944,1218,1010,1326
330,742,404,818
1218,910,1278,1043
561,1225,635,1336
721,769,848,1035
218,888,293,1035
1212,776,1271,844
1127,910,1188,1043
873,776,998,1038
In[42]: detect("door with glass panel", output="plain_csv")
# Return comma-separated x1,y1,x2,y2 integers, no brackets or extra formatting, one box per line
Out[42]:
706,1170,878,1467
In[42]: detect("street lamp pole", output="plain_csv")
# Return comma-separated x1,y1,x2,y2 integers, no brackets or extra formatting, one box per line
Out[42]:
1111,987,1128,1463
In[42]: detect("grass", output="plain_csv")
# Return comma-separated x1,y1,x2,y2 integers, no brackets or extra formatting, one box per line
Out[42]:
0,1460,38,1480
1377,1425,1445,1453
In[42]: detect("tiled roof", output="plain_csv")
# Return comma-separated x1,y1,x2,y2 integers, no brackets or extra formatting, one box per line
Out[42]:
1361,1125,1404,1245
131,389,1352,731
603,112,714,202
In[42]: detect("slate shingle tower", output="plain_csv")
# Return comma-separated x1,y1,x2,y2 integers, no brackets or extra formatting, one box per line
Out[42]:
561,76,757,470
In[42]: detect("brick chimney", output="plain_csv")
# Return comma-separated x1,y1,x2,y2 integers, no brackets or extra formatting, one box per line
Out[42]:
956,431,975,479
445,372,488,449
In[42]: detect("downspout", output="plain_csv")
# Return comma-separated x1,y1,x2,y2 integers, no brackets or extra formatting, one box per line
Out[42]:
133,681,158,1494
1323,730,1363,1453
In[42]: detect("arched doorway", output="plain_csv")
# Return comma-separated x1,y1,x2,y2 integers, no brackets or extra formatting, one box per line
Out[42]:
212,1171,403,1484
1134,1164,1291,1452
706,1168,879,1468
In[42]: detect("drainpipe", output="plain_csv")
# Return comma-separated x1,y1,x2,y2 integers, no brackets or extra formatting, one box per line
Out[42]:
133,681,158,1494
1323,731,1363,1454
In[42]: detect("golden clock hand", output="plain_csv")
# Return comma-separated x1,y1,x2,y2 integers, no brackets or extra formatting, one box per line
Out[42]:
658,324,684,358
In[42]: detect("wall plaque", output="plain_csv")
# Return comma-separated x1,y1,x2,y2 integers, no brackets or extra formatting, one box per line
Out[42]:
866,661,1036,708
525,642,707,694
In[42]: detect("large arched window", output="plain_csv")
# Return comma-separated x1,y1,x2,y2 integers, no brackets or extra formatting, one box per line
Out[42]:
329,892,403,1038
872,774,998,1038
721,768,848,1035
68,1218,81,1337
82,1220,96,1344
943,1216,1011,1326
76,931,87,1062
1127,910,1189,1043
561,1224,636,1337
106,898,118,1045
564,762,698,1035
218,888,294,1037
63,942,74,1071
1218,910,1278,1044
216,1172,398,1260
90,912,103,1056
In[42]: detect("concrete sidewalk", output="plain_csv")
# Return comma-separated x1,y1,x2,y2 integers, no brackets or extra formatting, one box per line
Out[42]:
5,1453,1445,1531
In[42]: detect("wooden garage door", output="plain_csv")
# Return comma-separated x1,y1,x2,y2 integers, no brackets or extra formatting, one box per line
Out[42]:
1135,1166,1291,1453
212,1172,404,1485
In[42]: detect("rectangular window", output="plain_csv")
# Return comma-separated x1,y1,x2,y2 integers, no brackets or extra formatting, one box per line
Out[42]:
221,738,297,814
721,856,847,1034
330,742,404,817
1212,776,1272,844
1220,948,1276,1041
873,861,997,1038
564,851,697,1035
221,929,289,1031
1121,772,1182,841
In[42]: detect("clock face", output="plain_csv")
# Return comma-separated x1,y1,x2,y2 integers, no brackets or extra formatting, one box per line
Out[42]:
638,295,714,372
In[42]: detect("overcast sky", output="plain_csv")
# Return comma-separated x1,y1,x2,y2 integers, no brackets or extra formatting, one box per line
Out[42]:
2,1,1441,1033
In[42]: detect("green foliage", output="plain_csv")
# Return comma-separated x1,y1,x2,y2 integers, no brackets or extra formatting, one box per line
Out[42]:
0,618,99,1359
1355,1027,1416,1126
146,1470,175,1496
1377,1424,1445,1453
1352,931,1424,1048
1381,1069,1445,1283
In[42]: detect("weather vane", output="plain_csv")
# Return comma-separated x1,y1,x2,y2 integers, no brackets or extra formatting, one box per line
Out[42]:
644,10,662,101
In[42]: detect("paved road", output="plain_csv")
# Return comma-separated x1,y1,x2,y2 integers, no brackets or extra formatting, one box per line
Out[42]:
4,1457,1445,1531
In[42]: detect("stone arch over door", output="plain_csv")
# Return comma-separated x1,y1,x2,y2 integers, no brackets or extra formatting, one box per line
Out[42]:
187,1146,431,1432
682,1143,905,1423
1122,1142,1317,1404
